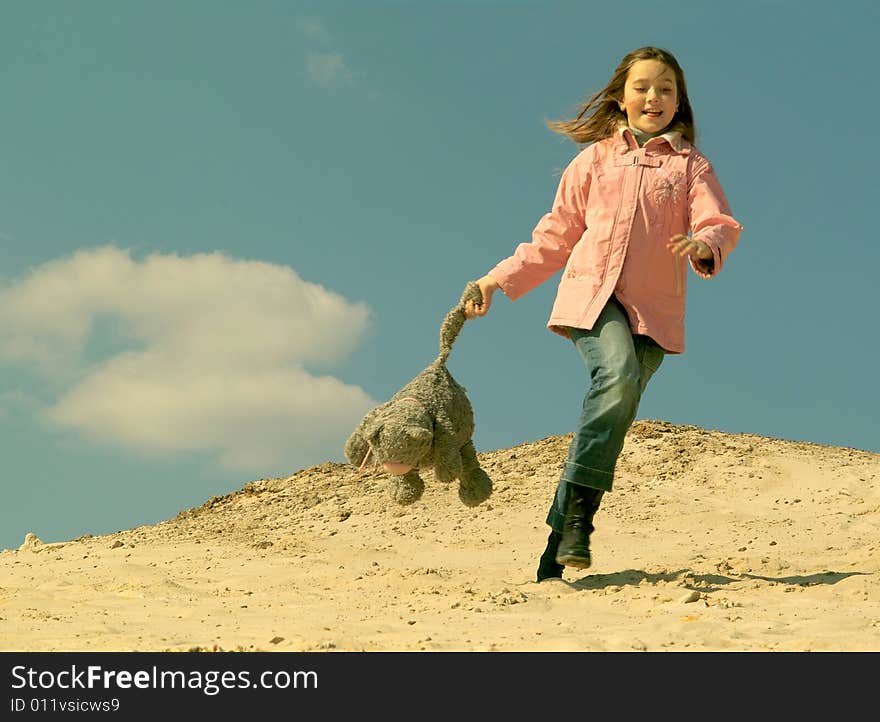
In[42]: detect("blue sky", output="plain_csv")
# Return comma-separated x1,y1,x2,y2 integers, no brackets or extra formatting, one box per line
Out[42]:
1,0,877,551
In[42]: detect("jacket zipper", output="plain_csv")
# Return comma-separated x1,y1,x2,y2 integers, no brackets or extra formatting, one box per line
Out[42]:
598,156,632,288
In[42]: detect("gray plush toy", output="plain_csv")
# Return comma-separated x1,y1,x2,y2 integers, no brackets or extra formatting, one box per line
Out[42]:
344,281,493,507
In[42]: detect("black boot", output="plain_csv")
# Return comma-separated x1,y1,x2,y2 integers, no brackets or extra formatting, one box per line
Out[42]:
555,484,603,569
536,530,564,581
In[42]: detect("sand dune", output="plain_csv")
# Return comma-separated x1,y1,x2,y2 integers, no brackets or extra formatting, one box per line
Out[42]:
2,419,879,652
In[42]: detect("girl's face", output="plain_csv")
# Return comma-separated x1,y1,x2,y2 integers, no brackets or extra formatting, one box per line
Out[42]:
619,59,679,134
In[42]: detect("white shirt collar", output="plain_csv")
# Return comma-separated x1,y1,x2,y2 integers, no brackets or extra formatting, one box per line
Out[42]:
617,122,686,153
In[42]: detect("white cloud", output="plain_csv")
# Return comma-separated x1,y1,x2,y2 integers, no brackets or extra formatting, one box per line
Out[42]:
0,246,377,473
306,51,353,88
296,17,331,44
295,16,354,89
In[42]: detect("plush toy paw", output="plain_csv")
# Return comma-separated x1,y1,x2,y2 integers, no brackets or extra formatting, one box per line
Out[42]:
388,469,425,505
458,467,493,507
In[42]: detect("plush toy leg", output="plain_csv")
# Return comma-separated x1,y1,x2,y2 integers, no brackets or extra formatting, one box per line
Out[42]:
457,441,492,507
388,469,425,505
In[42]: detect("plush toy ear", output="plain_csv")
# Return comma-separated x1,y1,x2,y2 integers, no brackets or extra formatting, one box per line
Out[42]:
364,419,384,447
374,422,432,467
406,427,433,444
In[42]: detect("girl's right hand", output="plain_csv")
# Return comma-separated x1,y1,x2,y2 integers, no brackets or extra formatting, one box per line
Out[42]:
464,275,500,319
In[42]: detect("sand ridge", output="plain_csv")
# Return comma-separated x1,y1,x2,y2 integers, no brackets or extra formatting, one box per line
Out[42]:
2,419,878,651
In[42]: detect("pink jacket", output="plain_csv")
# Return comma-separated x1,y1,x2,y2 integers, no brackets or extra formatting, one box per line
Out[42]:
488,126,743,353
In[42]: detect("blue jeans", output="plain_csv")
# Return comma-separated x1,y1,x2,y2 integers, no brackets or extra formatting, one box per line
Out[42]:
546,296,665,532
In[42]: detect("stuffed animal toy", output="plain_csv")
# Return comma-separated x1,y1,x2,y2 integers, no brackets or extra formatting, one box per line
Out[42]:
344,281,493,507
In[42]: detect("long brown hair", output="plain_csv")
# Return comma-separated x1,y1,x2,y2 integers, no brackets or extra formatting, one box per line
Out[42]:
547,46,696,145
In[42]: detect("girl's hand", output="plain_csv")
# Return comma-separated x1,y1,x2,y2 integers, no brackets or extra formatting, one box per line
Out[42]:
464,275,500,319
666,234,713,262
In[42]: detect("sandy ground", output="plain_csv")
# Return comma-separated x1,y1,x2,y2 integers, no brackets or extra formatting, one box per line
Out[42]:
2,419,879,652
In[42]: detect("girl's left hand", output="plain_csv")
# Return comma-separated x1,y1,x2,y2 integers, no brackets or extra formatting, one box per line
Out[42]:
666,234,713,261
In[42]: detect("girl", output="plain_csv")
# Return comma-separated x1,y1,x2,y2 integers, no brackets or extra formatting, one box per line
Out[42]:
464,46,743,581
